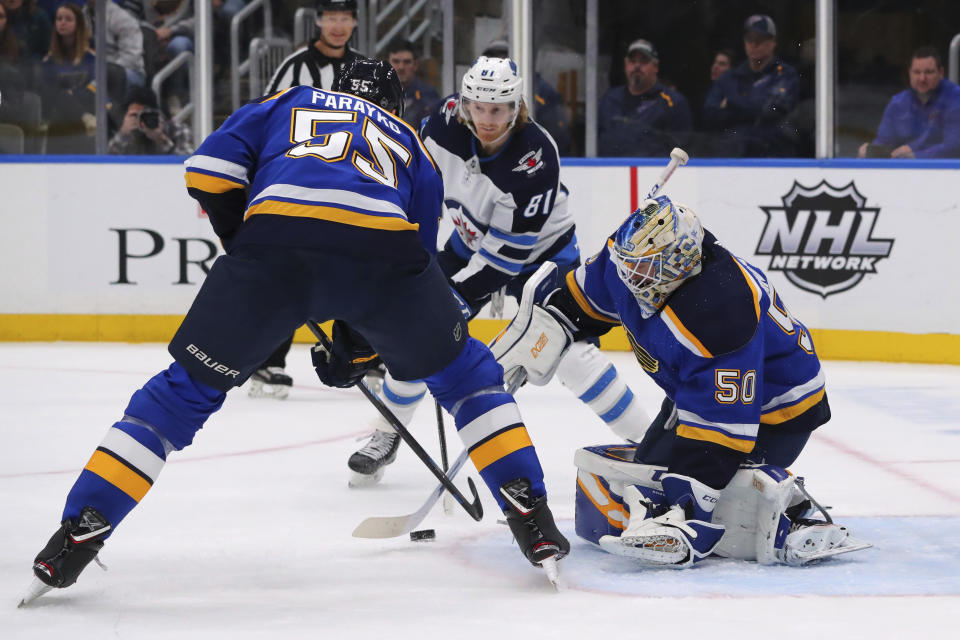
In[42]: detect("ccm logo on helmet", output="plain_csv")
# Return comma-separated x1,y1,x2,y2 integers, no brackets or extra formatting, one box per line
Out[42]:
186,344,240,378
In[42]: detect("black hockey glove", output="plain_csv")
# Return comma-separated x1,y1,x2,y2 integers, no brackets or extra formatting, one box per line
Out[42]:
312,320,382,388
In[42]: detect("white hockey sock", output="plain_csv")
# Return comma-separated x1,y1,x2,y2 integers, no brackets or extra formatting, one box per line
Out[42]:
377,374,428,430
555,341,650,441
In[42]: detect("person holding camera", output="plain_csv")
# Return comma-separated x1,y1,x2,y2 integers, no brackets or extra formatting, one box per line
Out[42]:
108,85,193,154
858,46,960,159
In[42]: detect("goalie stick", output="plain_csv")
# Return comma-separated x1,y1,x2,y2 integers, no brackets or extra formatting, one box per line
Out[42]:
305,319,484,522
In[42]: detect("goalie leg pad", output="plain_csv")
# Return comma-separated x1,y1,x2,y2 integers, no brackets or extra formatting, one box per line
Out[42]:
555,342,651,441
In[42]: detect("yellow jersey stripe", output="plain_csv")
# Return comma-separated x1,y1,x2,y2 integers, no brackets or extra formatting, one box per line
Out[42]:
676,423,755,453
662,306,713,357
245,200,420,231
732,258,761,321
576,474,627,530
185,171,245,194
84,450,152,502
566,270,620,324
469,426,533,472
261,87,291,103
761,388,826,424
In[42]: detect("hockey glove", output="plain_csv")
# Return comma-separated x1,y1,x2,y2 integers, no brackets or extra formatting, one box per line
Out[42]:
312,321,382,388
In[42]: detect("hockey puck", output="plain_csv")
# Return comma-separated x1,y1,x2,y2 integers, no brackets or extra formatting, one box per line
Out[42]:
409,529,436,542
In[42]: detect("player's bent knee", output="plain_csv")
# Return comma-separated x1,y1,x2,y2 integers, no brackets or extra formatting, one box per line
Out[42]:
423,337,504,413
124,362,227,451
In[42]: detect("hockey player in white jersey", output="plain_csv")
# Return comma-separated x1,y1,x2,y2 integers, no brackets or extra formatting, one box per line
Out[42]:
348,56,649,486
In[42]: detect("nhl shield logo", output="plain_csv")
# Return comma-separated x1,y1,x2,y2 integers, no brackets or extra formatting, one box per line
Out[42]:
755,181,894,298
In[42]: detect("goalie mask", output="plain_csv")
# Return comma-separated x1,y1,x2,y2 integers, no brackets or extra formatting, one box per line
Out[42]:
333,58,405,117
611,196,704,317
458,56,524,144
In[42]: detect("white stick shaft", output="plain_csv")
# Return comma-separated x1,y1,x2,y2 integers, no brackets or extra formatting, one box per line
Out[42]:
645,147,689,201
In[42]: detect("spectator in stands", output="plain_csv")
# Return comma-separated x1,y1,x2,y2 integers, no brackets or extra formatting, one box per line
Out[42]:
386,38,439,128
142,0,194,115
597,38,691,157
83,0,145,90
857,46,960,159
2,0,50,61
703,14,799,157
265,0,362,94
109,84,192,154
710,48,735,82
1,0,26,130
0,0,19,64
41,2,96,153
481,38,571,155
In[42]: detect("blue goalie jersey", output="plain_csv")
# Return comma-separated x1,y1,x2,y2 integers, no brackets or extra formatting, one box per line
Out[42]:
562,231,829,485
183,86,443,253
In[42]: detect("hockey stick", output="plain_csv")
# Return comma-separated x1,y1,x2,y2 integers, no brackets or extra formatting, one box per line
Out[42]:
351,371,527,539
436,399,457,515
644,147,689,200
305,319,484,522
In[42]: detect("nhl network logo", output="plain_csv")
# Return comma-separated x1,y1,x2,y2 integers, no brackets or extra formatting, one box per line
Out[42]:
755,181,894,298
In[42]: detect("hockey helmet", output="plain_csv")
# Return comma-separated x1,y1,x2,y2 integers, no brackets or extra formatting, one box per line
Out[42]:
333,58,405,117
458,56,524,139
611,196,704,317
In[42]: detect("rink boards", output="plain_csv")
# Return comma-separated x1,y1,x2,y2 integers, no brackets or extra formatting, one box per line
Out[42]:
0,156,957,364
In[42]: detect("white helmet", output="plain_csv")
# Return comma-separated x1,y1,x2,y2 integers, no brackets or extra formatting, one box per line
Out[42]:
611,196,704,318
458,56,524,140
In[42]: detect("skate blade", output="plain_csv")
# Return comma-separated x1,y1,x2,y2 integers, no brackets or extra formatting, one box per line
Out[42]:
348,468,385,488
247,381,290,400
792,538,874,566
540,555,563,591
18,578,52,608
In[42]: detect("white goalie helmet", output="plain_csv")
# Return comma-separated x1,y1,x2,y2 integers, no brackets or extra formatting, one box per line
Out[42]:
611,195,704,317
458,56,524,138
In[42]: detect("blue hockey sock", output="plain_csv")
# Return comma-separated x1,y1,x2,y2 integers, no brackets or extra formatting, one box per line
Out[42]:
424,338,545,509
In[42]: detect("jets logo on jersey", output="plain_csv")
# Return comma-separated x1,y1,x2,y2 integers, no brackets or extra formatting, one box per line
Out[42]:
755,181,894,298
445,198,483,250
513,148,544,175
442,98,458,124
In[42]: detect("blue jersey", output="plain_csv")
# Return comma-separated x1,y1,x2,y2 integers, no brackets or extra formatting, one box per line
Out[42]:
184,85,443,253
873,79,960,159
560,232,827,485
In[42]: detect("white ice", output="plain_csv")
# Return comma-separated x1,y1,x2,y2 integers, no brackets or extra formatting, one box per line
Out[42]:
2,343,959,639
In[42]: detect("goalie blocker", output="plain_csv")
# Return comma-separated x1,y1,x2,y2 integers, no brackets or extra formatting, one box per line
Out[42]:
573,444,871,567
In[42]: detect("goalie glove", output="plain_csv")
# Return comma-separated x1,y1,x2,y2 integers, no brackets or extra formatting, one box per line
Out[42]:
312,320,382,388
489,262,573,386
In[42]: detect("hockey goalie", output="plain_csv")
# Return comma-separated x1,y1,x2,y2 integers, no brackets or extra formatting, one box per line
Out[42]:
491,195,871,568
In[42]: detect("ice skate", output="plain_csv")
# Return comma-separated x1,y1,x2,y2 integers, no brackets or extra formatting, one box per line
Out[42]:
21,506,111,606
248,367,292,399
500,478,569,587
348,429,400,487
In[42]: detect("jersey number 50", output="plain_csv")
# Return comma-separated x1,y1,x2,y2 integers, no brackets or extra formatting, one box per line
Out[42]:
287,109,412,189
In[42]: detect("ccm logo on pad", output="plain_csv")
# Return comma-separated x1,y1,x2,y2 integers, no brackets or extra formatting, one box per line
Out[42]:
186,344,240,378
530,332,549,359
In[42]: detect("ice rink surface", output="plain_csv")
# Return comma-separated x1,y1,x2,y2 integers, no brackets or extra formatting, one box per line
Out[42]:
2,343,959,639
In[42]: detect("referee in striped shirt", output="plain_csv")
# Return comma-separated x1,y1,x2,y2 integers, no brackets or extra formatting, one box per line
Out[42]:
266,0,365,95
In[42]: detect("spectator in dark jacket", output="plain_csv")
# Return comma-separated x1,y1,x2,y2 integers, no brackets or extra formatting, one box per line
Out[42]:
703,15,799,157
598,38,691,157
858,46,960,159
41,2,96,153
2,0,50,60
109,85,193,154
386,39,439,129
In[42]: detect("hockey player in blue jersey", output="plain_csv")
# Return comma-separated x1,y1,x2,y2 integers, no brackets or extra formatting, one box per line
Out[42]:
22,59,568,606
347,56,649,486
490,195,869,567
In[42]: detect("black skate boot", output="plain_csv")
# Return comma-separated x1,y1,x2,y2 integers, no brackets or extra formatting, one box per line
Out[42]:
500,478,570,566
347,429,400,487
248,366,293,399
33,507,111,589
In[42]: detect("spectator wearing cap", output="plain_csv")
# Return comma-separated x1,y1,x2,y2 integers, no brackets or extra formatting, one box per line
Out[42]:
481,38,571,155
265,0,363,94
597,38,691,157
857,46,960,159
386,39,439,128
703,14,799,157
